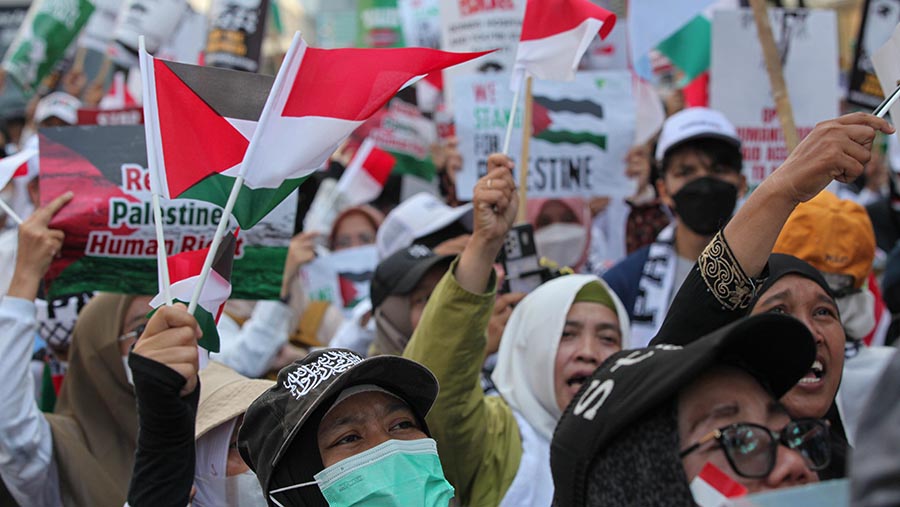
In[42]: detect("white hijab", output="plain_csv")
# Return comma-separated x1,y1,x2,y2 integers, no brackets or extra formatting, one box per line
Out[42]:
491,274,630,441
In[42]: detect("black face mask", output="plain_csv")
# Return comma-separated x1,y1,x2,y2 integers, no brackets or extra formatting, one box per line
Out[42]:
672,176,738,235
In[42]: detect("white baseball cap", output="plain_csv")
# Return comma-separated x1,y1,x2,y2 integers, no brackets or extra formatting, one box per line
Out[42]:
376,193,473,259
655,107,741,163
34,92,82,126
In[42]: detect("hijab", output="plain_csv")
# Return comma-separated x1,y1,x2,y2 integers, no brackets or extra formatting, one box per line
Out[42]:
45,293,139,507
492,275,631,441
328,206,384,251
756,254,835,303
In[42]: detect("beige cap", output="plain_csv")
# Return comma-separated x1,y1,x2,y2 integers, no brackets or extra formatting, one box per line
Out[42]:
196,361,274,439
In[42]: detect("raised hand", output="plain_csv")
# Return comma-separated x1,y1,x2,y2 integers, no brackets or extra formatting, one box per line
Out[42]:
281,231,318,298
8,192,73,300
769,113,894,204
457,153,517,294
132,303,202,397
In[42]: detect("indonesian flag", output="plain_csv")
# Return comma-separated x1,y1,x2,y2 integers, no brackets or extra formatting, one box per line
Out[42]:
139,46,296,229
512,0,616,90
689,463,748,507
149,233,236,352
238,33,492,200
335,138,395,206
0,148,38,190
99,71,138,110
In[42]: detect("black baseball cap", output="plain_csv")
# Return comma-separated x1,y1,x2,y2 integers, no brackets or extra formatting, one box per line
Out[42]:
237,348,439,500
370,244,454,309
551,313,816,507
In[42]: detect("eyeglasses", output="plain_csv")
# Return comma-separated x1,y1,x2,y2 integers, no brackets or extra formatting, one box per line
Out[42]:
118,323,146,344
679,418,831,478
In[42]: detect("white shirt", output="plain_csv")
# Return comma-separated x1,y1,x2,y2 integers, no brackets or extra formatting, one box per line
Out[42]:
0,296,62,506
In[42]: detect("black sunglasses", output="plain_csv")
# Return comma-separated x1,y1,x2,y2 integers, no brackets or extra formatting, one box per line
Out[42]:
679,418,831,479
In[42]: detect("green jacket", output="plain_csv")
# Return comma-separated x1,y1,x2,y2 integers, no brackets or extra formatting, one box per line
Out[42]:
403,261,523,507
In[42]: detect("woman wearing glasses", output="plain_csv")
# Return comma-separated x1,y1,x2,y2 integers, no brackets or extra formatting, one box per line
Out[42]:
649,112,896,480
551,314,831,506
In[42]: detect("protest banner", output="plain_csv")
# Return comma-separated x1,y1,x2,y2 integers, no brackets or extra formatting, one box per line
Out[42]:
711,9,839,188
79,0,125,54
77,106,143,125
356,0,404,48
299,244,379,313
398,0,441,48
205,0,269,72
316,0,358,49
454,70,636,201
0,4,29,59
39,125,295,300
848,0,900,109
113,0,188,54
439,0,524,106
352,99,438,181
873,21,900,134
158,7,207,65
1,0,95,95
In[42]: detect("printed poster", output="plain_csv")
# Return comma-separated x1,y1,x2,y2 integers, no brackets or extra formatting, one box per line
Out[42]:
453,71,636,200
39,125,296,299
711,9,839,188
848,0,900,108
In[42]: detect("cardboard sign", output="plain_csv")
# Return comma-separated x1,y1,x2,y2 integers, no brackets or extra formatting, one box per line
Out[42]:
438,0,524,106
454,71,636,200
205,0,269,72
848,0,900,108
710,9,839,188
39,125,295,299
356,0,404,48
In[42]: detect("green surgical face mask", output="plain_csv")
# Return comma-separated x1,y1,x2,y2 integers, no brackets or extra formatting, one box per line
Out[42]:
268,438,454,507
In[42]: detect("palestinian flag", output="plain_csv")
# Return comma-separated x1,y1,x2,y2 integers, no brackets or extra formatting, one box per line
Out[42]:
0,147,37,189
149,232,236,352
335,138,395,206
139,47,302,229
238,34,492,195
531,95,606,149
689,462,747,506
512,0,616,90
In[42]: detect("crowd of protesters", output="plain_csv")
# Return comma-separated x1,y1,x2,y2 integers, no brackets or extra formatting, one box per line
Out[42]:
4,20,900,507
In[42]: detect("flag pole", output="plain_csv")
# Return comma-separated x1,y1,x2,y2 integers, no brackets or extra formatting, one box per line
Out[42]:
139,36,172,306
502,78,523,155
0,197,22,225
516,76,533,223
186,32,305,315
748,0,799,153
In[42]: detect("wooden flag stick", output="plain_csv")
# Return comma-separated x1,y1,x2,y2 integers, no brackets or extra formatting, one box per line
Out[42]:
748,0,799,153
138,37,172,306
516,76,533,223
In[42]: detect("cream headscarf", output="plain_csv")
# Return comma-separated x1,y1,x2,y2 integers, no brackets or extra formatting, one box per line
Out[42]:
491,274,630,441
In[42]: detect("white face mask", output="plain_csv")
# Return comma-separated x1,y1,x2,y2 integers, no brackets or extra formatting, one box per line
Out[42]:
225,470,267,507
535,223,587,268
122,356,134,386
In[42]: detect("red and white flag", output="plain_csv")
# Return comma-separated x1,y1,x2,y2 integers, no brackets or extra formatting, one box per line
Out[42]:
239,34,492,193
0,148,38,190
690,463,748,507
335,138,396,206
512,0,616,90
99,71,138,110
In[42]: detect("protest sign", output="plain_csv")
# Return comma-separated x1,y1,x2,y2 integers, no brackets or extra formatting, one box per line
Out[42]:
0,5,29,59
158,7,207,64
711,9,839,188
299,245,379,312
205,0,269,72
79,0,125,54
353,99,438,181
439,0,524,106
454,71,635,200
316,1,358,49
114,0,188,53
398,0,441,48
77,106,143,125
39,125,295,299
848,0,900,108
356,0,404,48
873,21,900,134
2,0,95,94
